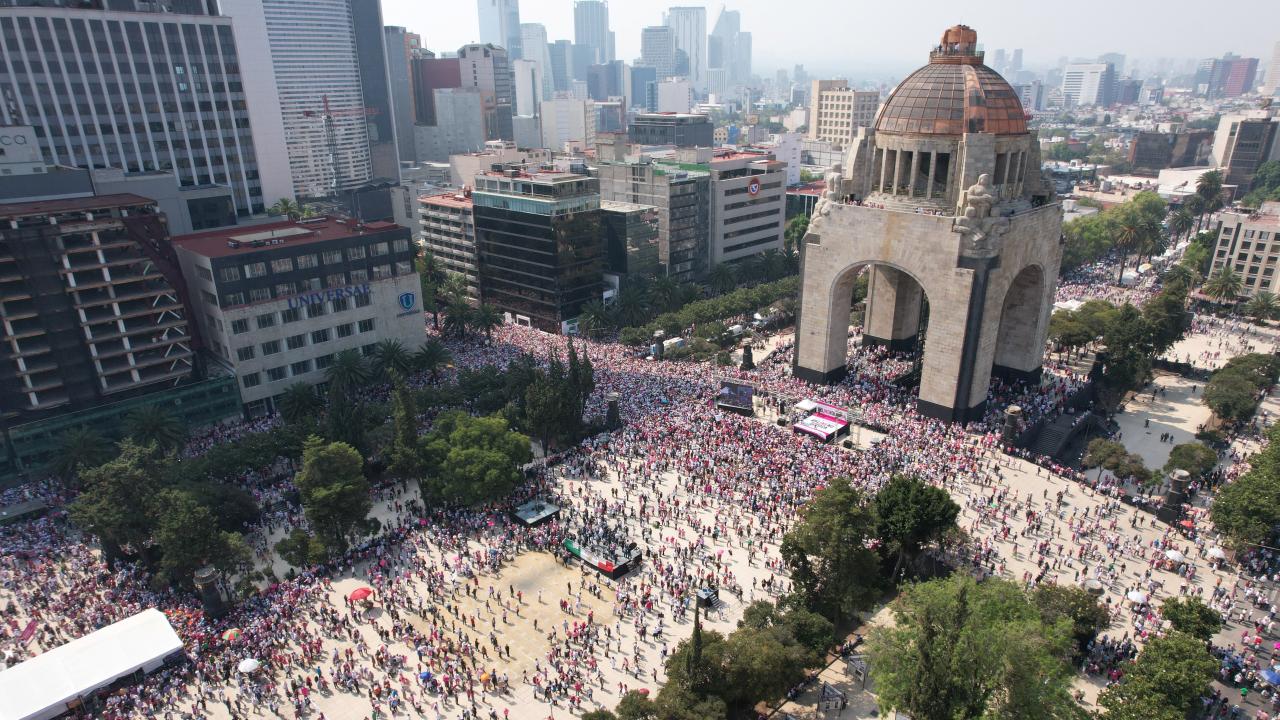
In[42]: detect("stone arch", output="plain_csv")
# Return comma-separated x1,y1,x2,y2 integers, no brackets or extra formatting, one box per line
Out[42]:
992,264,1048,383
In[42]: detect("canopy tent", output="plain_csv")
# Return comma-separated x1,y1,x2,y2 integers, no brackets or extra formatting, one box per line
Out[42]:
0,608,182,720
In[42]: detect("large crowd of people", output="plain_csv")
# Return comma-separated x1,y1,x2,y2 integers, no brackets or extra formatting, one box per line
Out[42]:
0,247,1277,719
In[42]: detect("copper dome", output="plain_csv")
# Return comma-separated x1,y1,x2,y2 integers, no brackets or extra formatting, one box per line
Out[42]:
874,27,1028,136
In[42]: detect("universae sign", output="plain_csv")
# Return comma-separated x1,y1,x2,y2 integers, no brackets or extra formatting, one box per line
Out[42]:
286,283,371,310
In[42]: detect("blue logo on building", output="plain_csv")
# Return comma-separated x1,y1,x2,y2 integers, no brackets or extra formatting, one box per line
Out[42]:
398,292,416,311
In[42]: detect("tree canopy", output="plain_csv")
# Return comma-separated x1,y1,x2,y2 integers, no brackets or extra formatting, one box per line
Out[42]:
294,436,372,554
872,474,959,582
422,411,531,506
1097,630,1217,720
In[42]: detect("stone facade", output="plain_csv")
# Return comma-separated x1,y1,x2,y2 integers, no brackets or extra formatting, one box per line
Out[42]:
792,25,1063,423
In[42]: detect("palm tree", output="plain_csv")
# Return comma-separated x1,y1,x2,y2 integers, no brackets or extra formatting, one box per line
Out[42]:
268,198,305,220
277,382,321,425
709,264,737,295
760,249,788,280
1114,217,1142,284
123,407,187,453
472,303,502,342
649,276,681,313
613,286,649,328
1137,217,1167,264
1245,291,1279,322
1202,267,1244,305
1168,209,1194,243
443,299,473,339
325,349,370,397
737,255,766,284
1194,171,1224,233
413,338,452,382
371,339,413,380
1162,264,1200,290
577,300,612,338
48,426,111,490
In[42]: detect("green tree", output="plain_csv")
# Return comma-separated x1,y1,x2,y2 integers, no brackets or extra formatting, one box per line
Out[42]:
1202,267,1243,305
649,276,682,314
387,377,426,480
325,349,370,397
1203,371,1263,422
294,436,372,554
783,214,809,256
577,300,613,337
123,406,187,453
1211,424,1280,548
268,198,304,220
613,285,650,328
868,576,1080,720
1159,596,1223,642
444,298,473,338
151,489,250,588
274,528,325,568
1167,208,1194,243
371,339,414,380
413,338,452,382
872,474,960,582
421,412,531,505
780,477,883,624
68,440,166,562
1245,291,1280,322
48,426,112,491
472,303,502,342
1163,442,1218,478
1097,631,1216,720
708,264,737,294
1031,583,1110,653
277,382,321,426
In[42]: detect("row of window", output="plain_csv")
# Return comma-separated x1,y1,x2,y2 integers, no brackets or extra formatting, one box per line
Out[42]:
210,261,412,308
228,293,374,335
241,342,379,390
217,239,411,283
234,317,377,362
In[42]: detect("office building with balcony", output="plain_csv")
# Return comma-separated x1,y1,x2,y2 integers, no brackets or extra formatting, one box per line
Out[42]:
807,81,879,146
628,113,712,147
1211,203,1280,298
420,191,479,301
171,216,421,414
705,150,787,265
472,167,602,332
596,158,709,281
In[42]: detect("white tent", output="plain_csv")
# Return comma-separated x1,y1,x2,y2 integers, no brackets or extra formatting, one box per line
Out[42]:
794,399,818,413
0,608,183,720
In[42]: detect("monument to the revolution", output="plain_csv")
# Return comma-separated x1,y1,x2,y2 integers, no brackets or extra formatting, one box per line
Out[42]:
793,25,1063,422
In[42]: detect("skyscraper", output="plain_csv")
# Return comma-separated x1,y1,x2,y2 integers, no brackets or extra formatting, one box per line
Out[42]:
665,6,707,93
224,0,373,199
477,0,522,59
549,40,574,91
1265,42,1280,96
520,23,556,99
709,8,751,85
1061,63,1116,107
351,0,398,182
0,0,291,216
384,27,420,163
641,26,676,79
458,44,515,142
574,0,611,64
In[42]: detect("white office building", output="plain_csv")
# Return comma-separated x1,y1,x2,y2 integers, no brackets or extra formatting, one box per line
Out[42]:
519,23,556,99
664,6,707,93
224,0,372,199
0,0,292,217
657,80,696,114
641,26,676,79
1061,63,1116,107
540,99,597,151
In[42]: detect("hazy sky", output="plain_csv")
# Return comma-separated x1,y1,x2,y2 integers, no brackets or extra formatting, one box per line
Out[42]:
384,0,1279,81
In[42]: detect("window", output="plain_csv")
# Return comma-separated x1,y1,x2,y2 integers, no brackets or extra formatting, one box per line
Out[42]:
395,260,413,276
331,297,349,313
218,266,241,282
286,333,306,350
306,303,327,318
372,264,392,280
358,318,375,333
248,287,272,303
201,290,218,306
256,312,275,329
236,345,256,361
371,241,389,256
196,265,213,280
223,292,245,306
322,250,343,264
311,328,330,344
230,318,250,334
242,372,260,388
271,257,294,273
336,322,354,338
314,353,334,370
393,238,410,253
355,294,372,308
290,359,312,375
266,366,287,382
275,282,297,297
281,307,301,324
326,272,346,288
262,340,281,356
346,245,367,261
350,268,369,283
296,254,319,269
243,261,267,279
301,277,322,291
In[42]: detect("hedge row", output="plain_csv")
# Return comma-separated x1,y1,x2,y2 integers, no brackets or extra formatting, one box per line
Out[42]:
618,276,799,346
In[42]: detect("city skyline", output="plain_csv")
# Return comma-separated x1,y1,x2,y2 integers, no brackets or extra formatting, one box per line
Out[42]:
383,0,1279,79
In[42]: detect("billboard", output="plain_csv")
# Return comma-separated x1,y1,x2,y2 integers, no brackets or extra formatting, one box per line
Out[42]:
717,380,755,410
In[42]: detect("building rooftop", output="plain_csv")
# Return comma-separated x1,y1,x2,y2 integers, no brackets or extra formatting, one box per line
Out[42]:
788,180,827,196
601,200,658,213
421,192,474,209
0,193,155,219
172,217,401,259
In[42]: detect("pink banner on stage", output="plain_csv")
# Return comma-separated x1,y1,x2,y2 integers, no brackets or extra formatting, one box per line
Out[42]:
18,619,37,643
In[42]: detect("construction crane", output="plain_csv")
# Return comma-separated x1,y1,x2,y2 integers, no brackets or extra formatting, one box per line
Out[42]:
302,95,378,197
